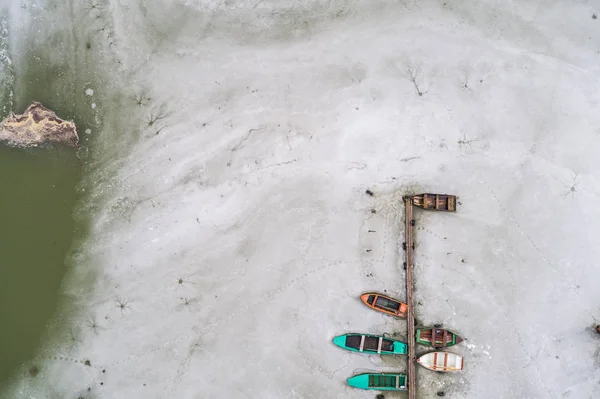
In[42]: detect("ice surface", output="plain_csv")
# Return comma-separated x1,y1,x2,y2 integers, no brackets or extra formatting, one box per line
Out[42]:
3,0,600,398
0,15,13,117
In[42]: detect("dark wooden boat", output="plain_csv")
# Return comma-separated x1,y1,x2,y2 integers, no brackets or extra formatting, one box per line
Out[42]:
409,193,456,212
416,328,463,348
360,292,408,318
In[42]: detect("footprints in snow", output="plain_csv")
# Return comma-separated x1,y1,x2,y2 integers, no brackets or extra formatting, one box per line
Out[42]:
103,259,350,368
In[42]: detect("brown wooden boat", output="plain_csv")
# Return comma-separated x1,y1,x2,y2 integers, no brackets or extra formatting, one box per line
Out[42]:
416,328,463,348
410,193,456,212
360,292,408,318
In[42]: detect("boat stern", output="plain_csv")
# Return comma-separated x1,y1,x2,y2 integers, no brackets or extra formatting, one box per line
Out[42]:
398,302,408,317
347,373,369,389
332,335,346,349
454,335,464,346
415,328,424,344
360,293,371,304
393,341,408,355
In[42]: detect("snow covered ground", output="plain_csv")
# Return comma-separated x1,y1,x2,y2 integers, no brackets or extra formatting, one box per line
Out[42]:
3,0,600,398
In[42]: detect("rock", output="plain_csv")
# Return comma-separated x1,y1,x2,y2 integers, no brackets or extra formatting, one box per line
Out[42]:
0,102,78,148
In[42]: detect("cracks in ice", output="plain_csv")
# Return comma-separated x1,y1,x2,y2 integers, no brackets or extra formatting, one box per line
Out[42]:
111,180,188,223
82,0,120,56
562,172,579,198
134,94,151,107
177,296,198,312
457,133,480,150
228,127,267,167
460,69,473,91
231,127,263,152
66,328,81,351
111,195,156,223
365,354,384,367
400,156,420,162
344,161,367,171
286,125,293,151
84,0,102,14
331,355,351,378
374,177,400,186
115,297,131,315
404,60,428,97
87,316,101,334
255,158,298,171
175,272,199,289
236,387,253,399
560,367,600,397
146,105,172,135
228,124,305,170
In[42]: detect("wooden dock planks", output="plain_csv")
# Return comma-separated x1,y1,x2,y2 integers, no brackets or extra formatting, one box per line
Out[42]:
404,197,416,399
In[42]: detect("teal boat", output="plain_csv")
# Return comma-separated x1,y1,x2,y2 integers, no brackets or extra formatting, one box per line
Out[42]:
347,373,407,391
332,333,407,355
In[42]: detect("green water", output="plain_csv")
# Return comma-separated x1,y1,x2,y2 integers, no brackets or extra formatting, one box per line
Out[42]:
0,0,135,392
0,145,81,385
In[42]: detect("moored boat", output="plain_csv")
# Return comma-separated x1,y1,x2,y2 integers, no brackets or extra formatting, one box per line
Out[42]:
347,373,407,391
409,193,456,212
360,292,408,318
417,351,464,372
416,327,464,348
332,333,407,355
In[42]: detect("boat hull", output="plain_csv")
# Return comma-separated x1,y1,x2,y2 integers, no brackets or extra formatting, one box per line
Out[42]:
416,328,464,348
347,373,407,391
409,193,457,212
417,351,464,372
333,333,407,355
360,292,408,318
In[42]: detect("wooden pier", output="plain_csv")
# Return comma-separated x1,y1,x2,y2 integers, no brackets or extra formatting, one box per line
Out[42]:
404,196,416,399
404,193,456,399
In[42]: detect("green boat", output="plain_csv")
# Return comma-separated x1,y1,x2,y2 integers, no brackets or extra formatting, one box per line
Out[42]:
332,333,407,355
415,327,464,348
347,373,407,391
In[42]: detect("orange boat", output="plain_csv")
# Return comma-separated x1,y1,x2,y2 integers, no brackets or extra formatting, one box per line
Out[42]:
360,292,408,318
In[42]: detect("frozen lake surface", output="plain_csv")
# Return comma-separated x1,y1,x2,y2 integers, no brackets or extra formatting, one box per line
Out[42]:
2,0,600,398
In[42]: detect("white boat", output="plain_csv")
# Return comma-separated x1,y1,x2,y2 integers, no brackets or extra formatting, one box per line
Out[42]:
417,351,464,372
